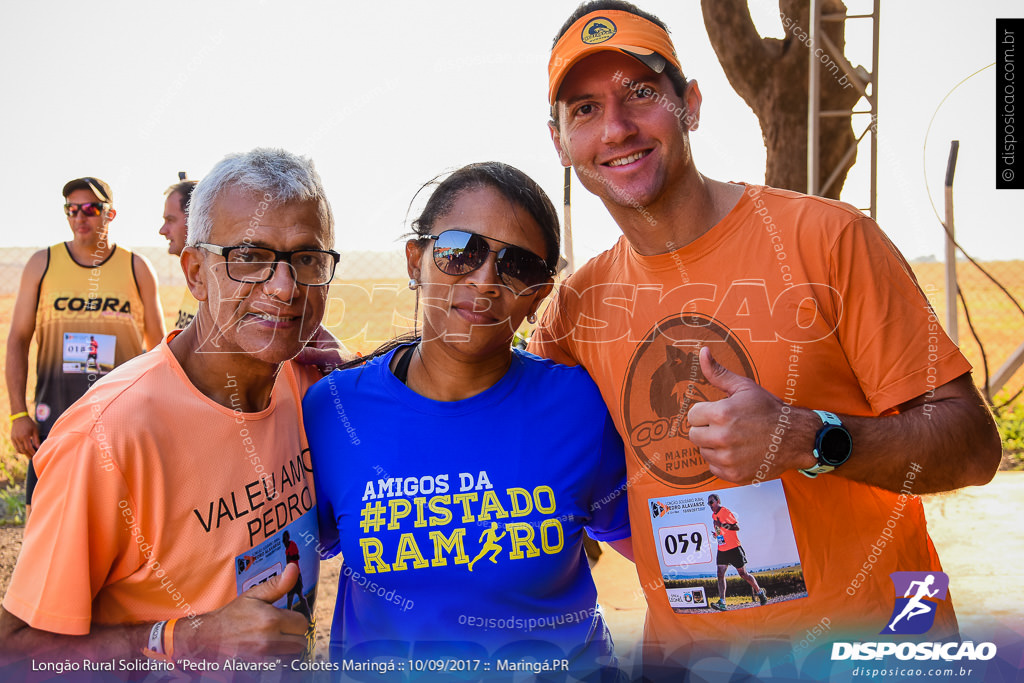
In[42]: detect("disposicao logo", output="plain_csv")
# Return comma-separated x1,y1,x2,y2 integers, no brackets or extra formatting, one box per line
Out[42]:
831,571,997,663
881,571,948,635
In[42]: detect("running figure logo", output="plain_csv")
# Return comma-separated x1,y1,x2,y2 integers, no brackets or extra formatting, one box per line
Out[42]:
468,522,506,572
881,571,950,635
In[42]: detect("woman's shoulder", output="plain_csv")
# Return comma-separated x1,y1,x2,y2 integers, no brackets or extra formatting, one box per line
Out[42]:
512,348,605,402
303,348,395,406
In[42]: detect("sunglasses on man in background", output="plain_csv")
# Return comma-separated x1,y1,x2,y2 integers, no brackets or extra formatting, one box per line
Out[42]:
64,202,107,218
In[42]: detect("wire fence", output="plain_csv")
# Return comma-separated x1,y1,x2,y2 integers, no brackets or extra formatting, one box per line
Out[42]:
912,259,1024,410
0,247,412,292
1,247,1021,406
0,246,417,356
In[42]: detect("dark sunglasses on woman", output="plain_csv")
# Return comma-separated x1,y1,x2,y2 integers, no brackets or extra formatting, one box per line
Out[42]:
426,229,554,293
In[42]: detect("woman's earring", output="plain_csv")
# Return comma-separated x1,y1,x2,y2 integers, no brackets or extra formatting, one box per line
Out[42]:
527,313,538,324
408,278,419,290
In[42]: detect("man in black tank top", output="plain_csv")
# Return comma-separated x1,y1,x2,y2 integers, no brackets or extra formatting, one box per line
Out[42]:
5,177,166,520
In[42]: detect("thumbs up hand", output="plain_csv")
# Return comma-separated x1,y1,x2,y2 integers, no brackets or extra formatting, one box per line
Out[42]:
687,347,817,483
697,345,758,399
177,562,310,660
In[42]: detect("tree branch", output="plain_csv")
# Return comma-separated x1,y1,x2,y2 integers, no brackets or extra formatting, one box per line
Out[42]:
701,0,772,102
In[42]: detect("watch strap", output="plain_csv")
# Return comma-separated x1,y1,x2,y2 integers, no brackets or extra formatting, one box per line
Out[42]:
799,463,835,478
813,410,842,426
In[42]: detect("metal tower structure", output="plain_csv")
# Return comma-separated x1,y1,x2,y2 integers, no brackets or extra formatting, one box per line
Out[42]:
807,0,880,217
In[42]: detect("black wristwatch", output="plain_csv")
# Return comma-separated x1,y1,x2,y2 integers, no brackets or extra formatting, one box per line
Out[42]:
799,410,852,478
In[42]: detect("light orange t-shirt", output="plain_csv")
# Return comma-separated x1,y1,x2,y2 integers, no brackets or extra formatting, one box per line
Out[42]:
4,331,321,639
530,185,969,654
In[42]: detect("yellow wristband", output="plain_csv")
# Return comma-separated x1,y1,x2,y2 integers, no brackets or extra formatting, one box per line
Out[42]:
9,412,29,424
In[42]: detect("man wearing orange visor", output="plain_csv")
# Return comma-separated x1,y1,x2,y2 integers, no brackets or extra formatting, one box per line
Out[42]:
529,1,999,677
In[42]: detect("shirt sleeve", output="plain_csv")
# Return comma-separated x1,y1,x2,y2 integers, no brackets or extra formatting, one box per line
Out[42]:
585,412,631,542
313,481,341,559
301,378,341,559
3,431,132,635
528,283,581,367
829,218,971,413
293,360,328,397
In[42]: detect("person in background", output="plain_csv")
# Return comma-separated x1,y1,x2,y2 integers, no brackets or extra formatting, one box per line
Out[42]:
6,176,165,520
159,173,200,329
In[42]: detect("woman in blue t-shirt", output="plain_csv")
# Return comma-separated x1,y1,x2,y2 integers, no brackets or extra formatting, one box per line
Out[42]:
303,162,632,679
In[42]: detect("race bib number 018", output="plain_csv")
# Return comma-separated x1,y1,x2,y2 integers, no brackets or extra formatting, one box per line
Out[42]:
62,332,116,375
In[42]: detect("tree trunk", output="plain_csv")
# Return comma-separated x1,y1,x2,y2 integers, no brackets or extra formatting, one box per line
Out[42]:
700,0,865,199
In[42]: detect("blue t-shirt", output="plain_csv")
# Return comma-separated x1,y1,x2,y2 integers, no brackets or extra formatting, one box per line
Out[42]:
303,346,630,672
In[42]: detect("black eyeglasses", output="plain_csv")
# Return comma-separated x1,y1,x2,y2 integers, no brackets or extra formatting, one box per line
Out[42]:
64,202,107,217
425,230,554,293
196,243,340,286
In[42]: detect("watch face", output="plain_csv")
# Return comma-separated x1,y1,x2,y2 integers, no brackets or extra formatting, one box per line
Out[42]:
817,425,853,466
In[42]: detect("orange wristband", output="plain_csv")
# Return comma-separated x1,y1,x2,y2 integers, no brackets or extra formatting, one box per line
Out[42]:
164,618,178,661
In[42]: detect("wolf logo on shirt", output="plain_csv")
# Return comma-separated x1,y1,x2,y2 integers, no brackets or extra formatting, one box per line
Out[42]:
623,313,757,489
649,345,710,436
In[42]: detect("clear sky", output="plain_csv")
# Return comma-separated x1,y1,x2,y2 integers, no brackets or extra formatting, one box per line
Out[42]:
1,0,1018,265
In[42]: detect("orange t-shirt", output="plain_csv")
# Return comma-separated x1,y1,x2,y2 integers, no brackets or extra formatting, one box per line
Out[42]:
4,331,321,637
530,185,969,652
712,507,740,552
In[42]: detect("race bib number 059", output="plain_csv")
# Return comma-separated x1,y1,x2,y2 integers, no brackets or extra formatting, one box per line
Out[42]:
658,524,712,566
648,480,808,614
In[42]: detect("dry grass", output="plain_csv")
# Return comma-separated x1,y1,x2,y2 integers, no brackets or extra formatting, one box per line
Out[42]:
912,261,1024,407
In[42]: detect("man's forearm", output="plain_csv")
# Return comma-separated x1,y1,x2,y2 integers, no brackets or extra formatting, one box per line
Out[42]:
0,565,309,666
5,336,31,414
833,389,1000,494
0,608,150,664
776,374,1000,494
689,355,1001,494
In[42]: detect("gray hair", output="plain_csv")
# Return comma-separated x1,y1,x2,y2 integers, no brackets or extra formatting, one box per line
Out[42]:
187,148,334,248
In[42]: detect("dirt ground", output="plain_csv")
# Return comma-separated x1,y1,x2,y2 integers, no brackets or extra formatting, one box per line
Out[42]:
2,472,1022,664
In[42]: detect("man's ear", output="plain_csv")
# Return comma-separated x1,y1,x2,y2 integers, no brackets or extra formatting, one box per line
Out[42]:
180,246,207,302
103,207,117,224
548,120,571,168
683,79,703,131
